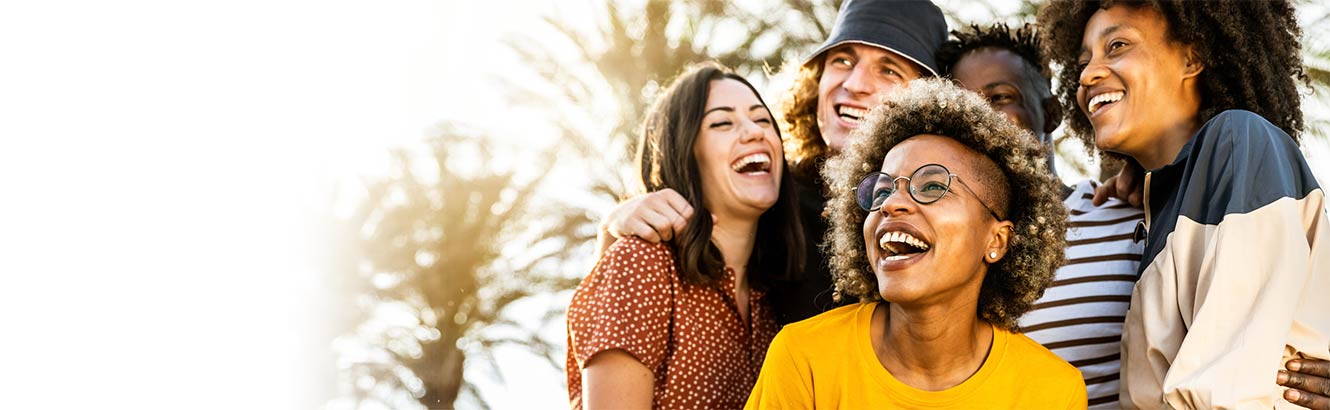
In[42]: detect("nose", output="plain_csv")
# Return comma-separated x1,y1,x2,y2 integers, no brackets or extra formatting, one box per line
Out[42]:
739,117,764,143
842,62,874,96
876,177,917,217
1079,57,1108,88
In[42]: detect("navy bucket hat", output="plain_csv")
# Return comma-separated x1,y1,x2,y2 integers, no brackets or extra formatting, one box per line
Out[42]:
803,0,948,76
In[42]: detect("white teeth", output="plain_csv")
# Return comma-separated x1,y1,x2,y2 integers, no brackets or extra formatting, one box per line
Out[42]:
838,105,867,124
1087,91,1124,114
730,153,772,173
877,231,930,255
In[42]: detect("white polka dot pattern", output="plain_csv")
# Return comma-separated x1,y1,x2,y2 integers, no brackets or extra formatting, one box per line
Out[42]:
566,237,776,409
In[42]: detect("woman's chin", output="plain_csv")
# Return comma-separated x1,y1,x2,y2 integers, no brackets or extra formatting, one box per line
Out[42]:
876,286,925,306
1093,126,1129,153
734,191,779,212
873,272,925,302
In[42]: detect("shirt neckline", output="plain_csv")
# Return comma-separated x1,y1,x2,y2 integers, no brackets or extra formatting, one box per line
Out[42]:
853,302,1008,406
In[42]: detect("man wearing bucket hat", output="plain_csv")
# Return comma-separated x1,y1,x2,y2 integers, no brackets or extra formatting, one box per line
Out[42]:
597,0,948,325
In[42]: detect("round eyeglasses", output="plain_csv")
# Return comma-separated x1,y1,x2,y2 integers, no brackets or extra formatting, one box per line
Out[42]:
854,163,1004,220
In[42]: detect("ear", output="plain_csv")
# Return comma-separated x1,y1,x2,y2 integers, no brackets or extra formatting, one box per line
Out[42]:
985,221,1015,264
1041,95,1063,136
1182,47,1204,79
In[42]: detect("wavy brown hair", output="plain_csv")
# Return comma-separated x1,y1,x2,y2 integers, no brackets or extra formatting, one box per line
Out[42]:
780,60,827,183
822,78,1067,331
637,61,806,287
1038,0,1308,148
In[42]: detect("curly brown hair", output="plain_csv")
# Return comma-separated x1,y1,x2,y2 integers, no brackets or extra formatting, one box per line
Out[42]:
821,78,1068,331
780,60,826,183
1038,0,1308,148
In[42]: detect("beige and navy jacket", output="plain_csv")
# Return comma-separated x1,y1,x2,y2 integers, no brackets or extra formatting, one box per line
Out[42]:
1121,110,1330,409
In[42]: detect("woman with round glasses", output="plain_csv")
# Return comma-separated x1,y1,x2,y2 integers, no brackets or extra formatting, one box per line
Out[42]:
565,62,804,409
747,78,1084,408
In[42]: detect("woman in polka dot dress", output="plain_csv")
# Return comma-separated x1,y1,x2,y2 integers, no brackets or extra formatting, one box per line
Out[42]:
565,62,805,409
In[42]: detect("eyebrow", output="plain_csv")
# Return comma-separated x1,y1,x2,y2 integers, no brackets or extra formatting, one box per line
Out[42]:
704,104,766,116
877,55,912,73
983,81,1016,90
1080,24,1125,55
829,45,858,58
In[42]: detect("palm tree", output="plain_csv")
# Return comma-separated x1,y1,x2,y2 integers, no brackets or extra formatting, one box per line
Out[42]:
503,0,842,179
329,129,591,409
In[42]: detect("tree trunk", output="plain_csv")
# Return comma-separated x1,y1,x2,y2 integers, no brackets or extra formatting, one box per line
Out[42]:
414,333,466,409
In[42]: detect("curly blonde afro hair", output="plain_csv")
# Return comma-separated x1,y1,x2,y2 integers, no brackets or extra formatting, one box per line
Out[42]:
822,78,1068,331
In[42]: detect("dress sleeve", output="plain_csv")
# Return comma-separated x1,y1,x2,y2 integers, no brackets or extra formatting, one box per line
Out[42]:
567,237,676,372
1151,111,1324,408
745,328,814,409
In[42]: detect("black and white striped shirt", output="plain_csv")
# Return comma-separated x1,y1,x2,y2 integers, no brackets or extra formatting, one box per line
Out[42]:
1020,179,1144,409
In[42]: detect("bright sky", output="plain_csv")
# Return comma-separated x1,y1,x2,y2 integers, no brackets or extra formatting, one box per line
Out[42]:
1,0,1327,409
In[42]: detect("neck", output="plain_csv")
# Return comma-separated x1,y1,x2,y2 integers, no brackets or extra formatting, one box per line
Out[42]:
1135,83,1203,169
1135,116,1201,170
873,288,993,391
709,213,758,284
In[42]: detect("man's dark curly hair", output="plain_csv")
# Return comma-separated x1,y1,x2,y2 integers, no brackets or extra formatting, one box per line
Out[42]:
937,23,1046,80
822,78,1068,332
1038,0,1308,148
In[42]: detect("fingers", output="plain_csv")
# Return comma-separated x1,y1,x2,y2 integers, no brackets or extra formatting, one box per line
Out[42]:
1092,176,1118,206
1283,385,1330,410
658,189,695,220
654,189,692,241
1276,359,1330,407
1115,170,1134,203
1120,161,1144,207
606,190,696,244
622,218,663,243
638,207,677,242
1280,360,1330,409
1293,359,1330,378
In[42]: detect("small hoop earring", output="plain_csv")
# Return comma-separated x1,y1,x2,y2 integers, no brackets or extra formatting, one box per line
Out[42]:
989,251,998,259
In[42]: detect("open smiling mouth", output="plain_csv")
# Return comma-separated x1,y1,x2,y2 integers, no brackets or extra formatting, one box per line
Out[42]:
730,153,772,175
838,105,867,125
878,231,931,261
1087,91,1124,116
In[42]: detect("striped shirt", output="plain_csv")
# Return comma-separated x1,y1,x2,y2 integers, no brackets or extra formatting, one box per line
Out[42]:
1020,179,1144,409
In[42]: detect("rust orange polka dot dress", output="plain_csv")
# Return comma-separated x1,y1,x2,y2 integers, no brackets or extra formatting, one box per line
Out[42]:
565,237,777,409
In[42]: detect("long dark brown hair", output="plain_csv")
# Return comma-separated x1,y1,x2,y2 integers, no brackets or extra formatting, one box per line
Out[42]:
636,61,805,287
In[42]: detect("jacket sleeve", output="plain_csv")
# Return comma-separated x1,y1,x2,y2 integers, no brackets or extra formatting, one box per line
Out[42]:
745,329,814,409
1154,111,1324,409
1157,198,1314,408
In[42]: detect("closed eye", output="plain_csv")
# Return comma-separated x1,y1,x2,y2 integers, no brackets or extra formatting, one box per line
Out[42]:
709,121,732,129
989,93,1014,105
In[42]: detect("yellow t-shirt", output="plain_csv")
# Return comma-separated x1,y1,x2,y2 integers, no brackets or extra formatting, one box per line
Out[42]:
746,303,1087,409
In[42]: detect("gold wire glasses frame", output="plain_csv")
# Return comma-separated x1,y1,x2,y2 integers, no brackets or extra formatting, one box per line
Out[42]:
853,163,1004,220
